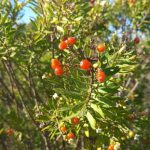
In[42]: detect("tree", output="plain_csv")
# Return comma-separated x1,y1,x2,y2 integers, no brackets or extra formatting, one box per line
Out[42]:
0,0,150,149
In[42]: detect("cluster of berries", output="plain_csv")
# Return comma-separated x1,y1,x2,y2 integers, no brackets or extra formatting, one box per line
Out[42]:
1,128,14,136
51,37,107,82
60,117,80,140
51,36,140,81
58,37,76,50
51,37,76,76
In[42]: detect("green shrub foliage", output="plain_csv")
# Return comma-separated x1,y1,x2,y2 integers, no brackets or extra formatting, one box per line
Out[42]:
0,0,150,149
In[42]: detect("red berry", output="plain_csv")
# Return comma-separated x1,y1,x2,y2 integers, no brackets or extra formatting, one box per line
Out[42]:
97,43,106,52
90,0,95,4
134,37,140,44
71,117,80,125
80,59,91,70
54,67,63,76
96,69,106,82
6,128,14,136
67,132,75,139
58,41,68,50
108,145,114,150
60,126,67,133
51,59,61,69
67,37,76,45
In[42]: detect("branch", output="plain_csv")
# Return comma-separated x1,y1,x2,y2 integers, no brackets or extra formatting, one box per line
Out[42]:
0,77,14,104
3,60,52,150
28,66,45,105
86,68,94,104
127,81,139,98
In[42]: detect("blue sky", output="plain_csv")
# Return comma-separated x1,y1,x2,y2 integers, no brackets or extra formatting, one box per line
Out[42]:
10,0,36,23
20,0,114,23
20,5,36,23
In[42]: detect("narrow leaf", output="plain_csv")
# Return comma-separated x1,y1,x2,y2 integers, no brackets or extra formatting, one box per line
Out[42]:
91,103,105,118
86,112,96,129
56,26,64,33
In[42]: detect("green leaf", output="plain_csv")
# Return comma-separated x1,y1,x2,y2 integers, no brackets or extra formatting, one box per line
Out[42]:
86,111,96,130
2,0,7,5
84,129,89,137
104,66,120,76
97,88,108,94
41,125,51,132
118,45,126,54
53,88,83,100
1,13,8,24
33,33,45,44
0,128,4,134
2,56,7,60
56,26,64,33
10,52,16,58
91,103,105,118
74,16,83,21
51,18,59,24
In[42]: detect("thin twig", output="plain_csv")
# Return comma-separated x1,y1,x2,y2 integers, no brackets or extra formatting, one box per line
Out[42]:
127,81,139,98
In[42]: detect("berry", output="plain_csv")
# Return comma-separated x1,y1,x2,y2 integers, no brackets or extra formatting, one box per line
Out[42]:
90,0,95,4
97,43,106,52
129,0,136,4
54,67,63,76
60,126,67,133
134,37,140,44
58,41,68,50
6,128,14,136
67,37,76,45
127,114,136,121
108,145,114,150
51,59,61,69
71,117,80,125
96,69,106,82
67,132,75,139
80,59,91,70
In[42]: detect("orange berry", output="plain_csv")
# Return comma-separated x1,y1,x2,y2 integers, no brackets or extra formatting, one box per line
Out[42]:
6,128,14,136
108,145,114,150
67,37,76,45
134,37,140,44
58,41,68,50
71,117,80,125
97,43,106,53
129,0,136,4
80,59,91,70
96,69,106,83
60,126,67,133
67,132,75,139
51,59,61,69
54,67,63,76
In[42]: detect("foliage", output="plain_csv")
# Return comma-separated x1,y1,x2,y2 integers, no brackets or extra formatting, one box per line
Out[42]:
0,0,150,149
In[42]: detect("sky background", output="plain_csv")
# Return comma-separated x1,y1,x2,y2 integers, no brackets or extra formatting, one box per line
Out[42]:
19,0,114,23
20,5,36,23
10,0,36,23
